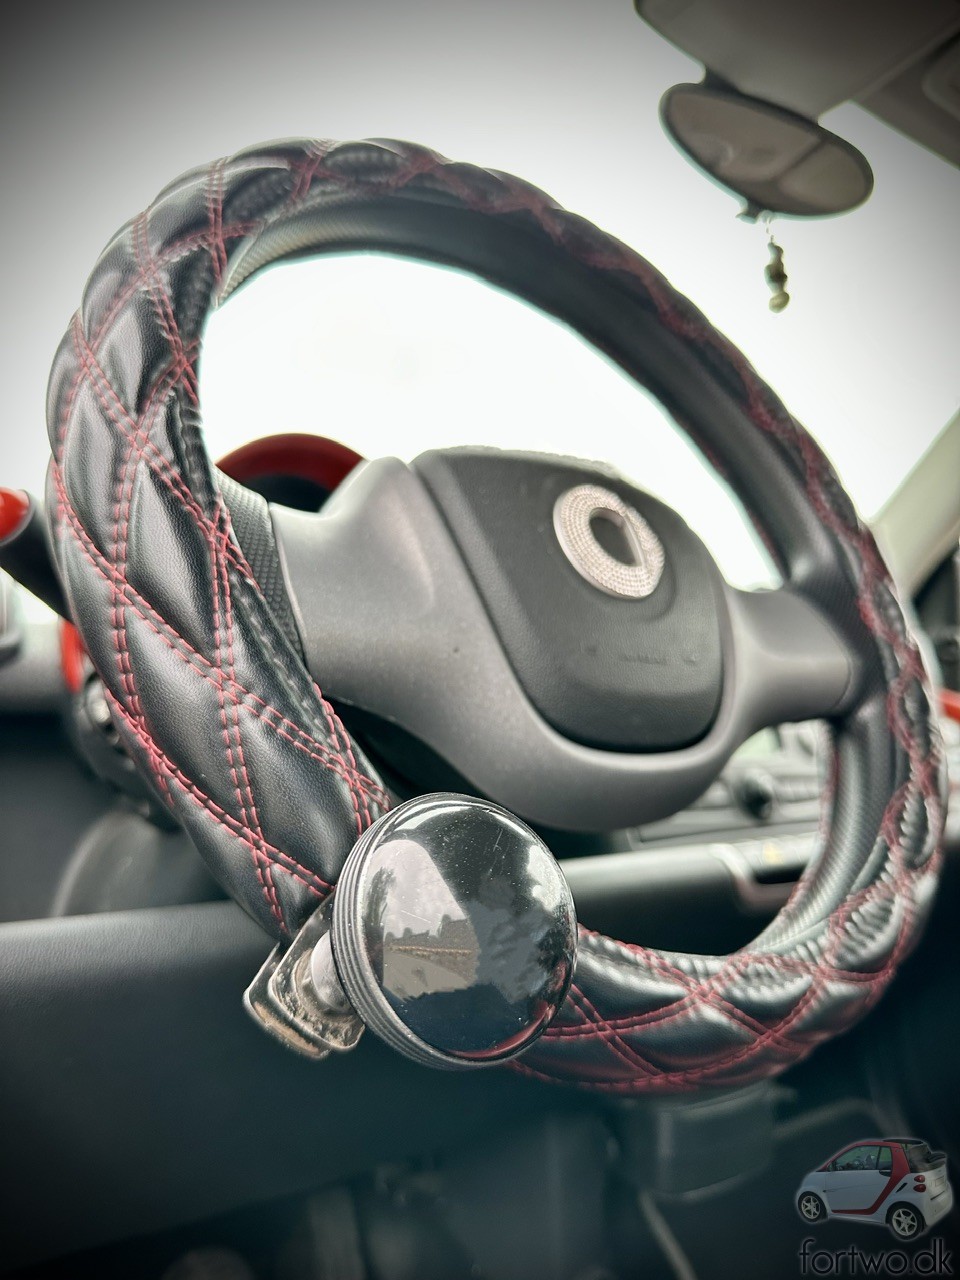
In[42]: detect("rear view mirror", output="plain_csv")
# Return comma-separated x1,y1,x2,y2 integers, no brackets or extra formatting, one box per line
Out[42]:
660,82,874,218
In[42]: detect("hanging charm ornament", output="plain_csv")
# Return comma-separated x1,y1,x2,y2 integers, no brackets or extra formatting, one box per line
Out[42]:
763,216,790,312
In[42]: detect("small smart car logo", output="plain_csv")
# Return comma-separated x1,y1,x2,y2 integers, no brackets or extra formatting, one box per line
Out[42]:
796,1138,953,1240
552,484,665,600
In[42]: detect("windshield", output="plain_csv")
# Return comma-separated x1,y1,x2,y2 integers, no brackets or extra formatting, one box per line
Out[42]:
4,5,958,594
199,82,959,590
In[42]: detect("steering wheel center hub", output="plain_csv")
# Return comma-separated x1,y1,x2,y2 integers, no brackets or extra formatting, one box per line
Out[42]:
413,448,725,752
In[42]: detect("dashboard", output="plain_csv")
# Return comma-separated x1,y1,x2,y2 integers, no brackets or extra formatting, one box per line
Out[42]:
3,590,957,952
2,571,959,1272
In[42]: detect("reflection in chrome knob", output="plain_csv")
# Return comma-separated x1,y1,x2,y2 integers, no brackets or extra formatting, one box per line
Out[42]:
326,793,577,1069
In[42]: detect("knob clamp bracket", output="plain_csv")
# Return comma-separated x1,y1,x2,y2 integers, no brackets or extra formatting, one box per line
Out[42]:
243,899,364,1060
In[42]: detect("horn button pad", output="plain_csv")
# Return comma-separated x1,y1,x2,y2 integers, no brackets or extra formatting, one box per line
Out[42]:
413,450,724,752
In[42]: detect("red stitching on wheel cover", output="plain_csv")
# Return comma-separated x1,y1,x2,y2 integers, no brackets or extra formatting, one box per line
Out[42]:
46,138,945,1093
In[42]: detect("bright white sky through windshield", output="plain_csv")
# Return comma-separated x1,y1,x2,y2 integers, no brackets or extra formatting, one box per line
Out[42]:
200,96,959,588
4,0,958,591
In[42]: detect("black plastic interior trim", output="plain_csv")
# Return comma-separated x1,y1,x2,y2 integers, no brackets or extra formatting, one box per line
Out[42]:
0,903,574,1271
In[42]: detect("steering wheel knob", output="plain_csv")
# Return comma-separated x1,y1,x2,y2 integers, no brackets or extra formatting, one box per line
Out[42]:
324,794,577,1069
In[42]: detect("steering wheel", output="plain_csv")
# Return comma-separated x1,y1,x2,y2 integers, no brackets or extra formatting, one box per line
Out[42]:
46,138,944,1093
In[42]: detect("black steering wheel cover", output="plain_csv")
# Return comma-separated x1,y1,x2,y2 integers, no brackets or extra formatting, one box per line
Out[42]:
46,139,944,1092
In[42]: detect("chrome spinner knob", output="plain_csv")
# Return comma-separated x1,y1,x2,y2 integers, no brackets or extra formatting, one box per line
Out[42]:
324,793,577,1069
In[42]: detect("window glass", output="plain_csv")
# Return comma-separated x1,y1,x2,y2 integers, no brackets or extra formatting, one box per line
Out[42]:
834,1146,877,1171
201,256,782,591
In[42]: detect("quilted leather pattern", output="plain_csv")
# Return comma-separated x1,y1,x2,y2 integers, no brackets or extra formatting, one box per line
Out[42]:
47,139,944,1092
